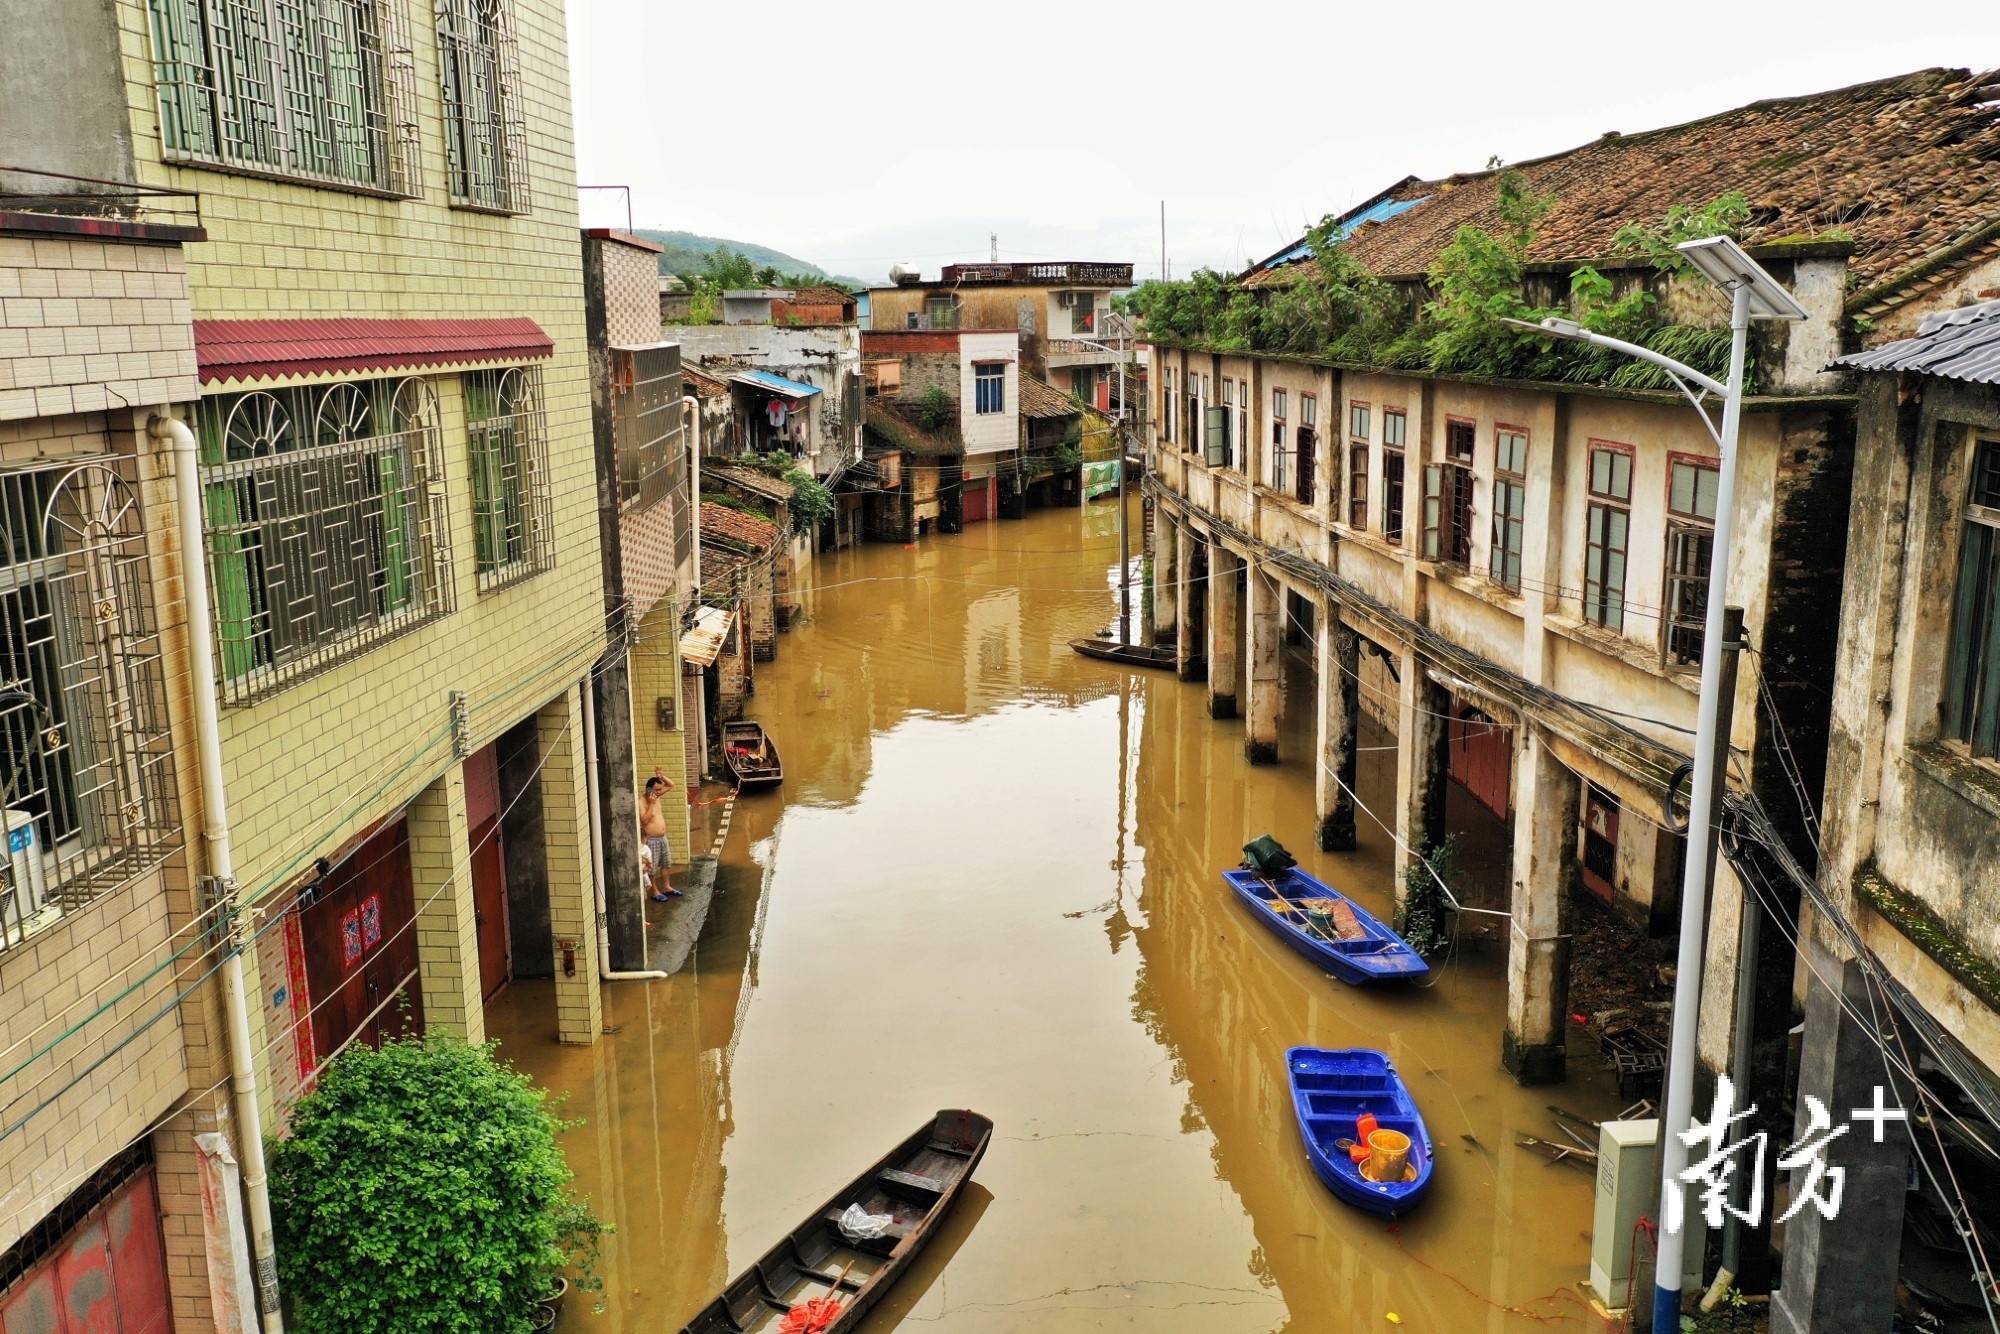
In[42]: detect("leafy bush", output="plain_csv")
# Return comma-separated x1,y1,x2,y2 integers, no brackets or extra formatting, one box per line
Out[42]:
270,1035,605,1334
1395,834,1460,956
913,385,954,433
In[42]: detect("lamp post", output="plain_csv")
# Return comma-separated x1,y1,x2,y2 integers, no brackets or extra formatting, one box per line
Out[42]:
1504,235,1806,1332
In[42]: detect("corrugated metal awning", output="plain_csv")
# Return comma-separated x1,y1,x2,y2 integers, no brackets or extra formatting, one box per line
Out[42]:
730,369,822,400
195,316,553,384
1832,298,2000,385
679,606,734,668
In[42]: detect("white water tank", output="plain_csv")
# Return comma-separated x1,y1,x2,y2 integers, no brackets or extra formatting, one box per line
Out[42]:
1589,1118,1705,1324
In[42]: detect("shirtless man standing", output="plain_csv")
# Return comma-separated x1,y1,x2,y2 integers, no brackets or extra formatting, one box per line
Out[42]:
641,767,680,901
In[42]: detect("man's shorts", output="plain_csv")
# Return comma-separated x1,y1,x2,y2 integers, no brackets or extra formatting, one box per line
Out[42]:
646,835,669,869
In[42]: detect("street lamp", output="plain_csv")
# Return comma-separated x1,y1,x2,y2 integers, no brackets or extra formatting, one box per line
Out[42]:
1504,235,1805,1333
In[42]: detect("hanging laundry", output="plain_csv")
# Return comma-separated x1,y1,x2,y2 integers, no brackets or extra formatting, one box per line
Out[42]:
767,398,789,430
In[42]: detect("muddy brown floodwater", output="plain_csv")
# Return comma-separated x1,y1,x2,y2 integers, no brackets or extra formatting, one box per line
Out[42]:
487,498,1625,1332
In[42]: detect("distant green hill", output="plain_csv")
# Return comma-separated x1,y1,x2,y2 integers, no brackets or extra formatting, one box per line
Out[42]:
634,229,867,289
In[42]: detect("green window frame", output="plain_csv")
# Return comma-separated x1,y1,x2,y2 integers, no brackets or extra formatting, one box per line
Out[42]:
1583,444,1633,631
466,367,554,590
1946,439,2000,757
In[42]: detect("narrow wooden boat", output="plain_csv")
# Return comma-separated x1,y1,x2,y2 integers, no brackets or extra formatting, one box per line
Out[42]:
1222,864,1431,985
1287,1047,1435,1217
722,720,782,790
1068,637,1176,669
678,1109,993,1333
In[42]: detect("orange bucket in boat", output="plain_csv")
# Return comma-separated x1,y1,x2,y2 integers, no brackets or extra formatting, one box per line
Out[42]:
1364,1129,1411,1183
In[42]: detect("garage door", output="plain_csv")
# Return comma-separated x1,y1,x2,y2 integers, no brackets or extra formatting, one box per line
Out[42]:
0,1161,170,1334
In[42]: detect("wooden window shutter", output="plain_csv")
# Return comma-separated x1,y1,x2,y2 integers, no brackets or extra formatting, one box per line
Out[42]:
1205,405,1230,466
1422,463,1444,560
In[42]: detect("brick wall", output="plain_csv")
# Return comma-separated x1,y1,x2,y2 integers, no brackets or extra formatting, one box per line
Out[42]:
0,233,199,420
111,0,610,1078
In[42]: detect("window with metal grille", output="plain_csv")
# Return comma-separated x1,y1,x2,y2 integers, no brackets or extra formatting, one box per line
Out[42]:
1382,410,1407,543
1663,456,1719,665
1490,428,1527,591
0,460,180,949
199,377,452,701
1584,444,1633,631
145,0,422,195
436,0,527,212
466,367,553,589
1945,439,2000,757
614,346,684,511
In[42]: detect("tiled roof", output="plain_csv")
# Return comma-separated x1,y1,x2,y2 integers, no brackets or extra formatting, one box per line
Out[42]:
1244,68,2000,294
705,462,796,501
1835,298,2000,383
1018,376,1081,420
682,363,729,397
700,500,780,551
195,317,552,384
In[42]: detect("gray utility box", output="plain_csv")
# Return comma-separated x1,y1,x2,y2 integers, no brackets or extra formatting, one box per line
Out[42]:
1589,1118,1707,1326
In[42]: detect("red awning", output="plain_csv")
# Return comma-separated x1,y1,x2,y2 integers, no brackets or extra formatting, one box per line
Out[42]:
194,317,554,385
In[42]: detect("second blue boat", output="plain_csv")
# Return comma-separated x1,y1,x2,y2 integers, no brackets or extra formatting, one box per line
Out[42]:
1287,1047,1436,1216
1222,865,1431,985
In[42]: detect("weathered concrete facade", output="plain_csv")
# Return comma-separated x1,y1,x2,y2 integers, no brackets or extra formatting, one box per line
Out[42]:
1144,329,1852,1085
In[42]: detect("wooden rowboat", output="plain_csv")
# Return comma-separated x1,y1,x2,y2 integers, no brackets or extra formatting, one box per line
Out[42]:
1222,864,1430,985
677,1109,993,1333
722,720,782,790
1068,637,1176,669
1288,1047,1435,1217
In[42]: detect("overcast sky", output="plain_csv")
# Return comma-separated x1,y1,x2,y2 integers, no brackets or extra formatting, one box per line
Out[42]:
567,0,1999,285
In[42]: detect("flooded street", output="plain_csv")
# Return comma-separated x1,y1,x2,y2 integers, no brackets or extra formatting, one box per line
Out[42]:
489,498,1622,1332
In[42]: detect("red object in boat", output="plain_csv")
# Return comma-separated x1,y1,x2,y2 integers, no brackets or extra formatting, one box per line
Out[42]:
778,1297,845,1333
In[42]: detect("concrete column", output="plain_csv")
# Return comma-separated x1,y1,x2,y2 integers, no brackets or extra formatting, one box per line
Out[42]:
1207,547,1241,718
1244,567,1281,764
538,686,602,1044
591,645,646,974
1771,941,1913,1334
408,761,483,1041
1142,500,1165,645
1174,525,1205,682
1392,652,1449,909
1315,610,1360,851
1503,729,1578,1084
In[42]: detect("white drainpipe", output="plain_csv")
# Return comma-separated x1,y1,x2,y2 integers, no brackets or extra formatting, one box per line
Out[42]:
582,676,666,981
154,413,286,1333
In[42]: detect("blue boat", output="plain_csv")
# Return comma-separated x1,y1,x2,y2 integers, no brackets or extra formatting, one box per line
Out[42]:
1287,1047,1435,1216
1222,865,1431,985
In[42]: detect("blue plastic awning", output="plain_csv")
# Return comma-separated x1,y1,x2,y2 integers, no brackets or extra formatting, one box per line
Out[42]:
730,369,822,400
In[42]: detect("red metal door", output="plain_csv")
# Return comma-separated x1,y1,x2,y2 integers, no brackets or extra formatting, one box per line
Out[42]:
302,818,423,1062
1581,784,1621,902
464,744,511,999
0,1168,171,1334
1448,705,1513,819
961,477,992,524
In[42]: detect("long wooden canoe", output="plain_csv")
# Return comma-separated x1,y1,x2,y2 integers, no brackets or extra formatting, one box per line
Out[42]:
677,1109,993,1333
722,720,782,790
1068,637,1176,670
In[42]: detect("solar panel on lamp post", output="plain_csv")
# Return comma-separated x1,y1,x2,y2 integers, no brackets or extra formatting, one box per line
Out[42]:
1505,234,1804,1333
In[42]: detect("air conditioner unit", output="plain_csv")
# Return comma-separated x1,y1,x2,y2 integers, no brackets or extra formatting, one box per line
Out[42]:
1057,291,1076,308
4,809,50,919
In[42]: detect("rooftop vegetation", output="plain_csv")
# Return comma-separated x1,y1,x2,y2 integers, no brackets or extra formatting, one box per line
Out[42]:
1119,176,1768,392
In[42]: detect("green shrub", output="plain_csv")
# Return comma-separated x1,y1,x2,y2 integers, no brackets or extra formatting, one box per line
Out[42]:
914,385,954,433
270,1034,605,1334
1395,834,1460,956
